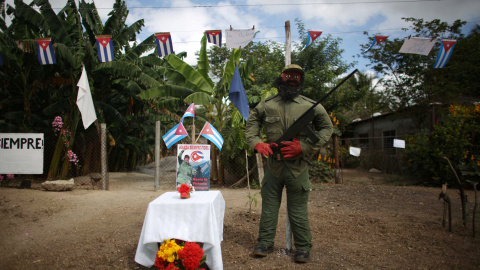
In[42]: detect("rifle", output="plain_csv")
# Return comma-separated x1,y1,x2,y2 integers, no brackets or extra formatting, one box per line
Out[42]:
272,69,358,153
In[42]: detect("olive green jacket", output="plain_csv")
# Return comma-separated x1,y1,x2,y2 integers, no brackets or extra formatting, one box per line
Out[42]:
245,94,333,178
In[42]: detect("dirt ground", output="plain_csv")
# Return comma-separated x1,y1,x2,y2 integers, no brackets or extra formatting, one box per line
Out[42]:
0,169,479,270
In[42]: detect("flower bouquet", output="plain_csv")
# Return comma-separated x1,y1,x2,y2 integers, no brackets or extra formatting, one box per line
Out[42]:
177,183,194,199
154,239,206,270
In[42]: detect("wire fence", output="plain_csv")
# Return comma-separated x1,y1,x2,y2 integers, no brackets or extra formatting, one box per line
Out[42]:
0,124,107,188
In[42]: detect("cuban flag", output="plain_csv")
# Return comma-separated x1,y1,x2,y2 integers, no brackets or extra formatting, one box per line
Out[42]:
433,40,456,69
36,38,56,65
206,30,222,47
96,35,114,62
301,30,322,51
190,151,204,162
162,122,188,149
155,32,174,58
365,35,389,52
200,122,223,150
181,103,195,123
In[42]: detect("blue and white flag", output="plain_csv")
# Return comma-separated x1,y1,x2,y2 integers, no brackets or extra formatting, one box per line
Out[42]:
200,122,224,150
162,123,188,149
36,38,56,65
301,30,322,51
96,35,114,62
181,103,195,123
433,40,456,69
365,35,389,52
0,53,3,66
228,65,249,120
155,32,174,58
206,30,222,47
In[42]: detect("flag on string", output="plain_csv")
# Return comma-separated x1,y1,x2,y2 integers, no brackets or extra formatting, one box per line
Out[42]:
206,30,222,47
200,122,224,150
228,65,249,120
95,35,114,62
36,38,56,65
155,32,174,57
76,66,97,129
365,35,389,52
433,40,456,69
162,123,188,149
0,53,3,66
301,30,322,51
181,103,195,123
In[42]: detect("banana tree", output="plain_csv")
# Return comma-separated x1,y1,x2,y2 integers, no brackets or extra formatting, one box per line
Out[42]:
138,33,256,183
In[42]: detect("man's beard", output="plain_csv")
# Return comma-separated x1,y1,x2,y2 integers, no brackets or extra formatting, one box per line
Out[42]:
274,76,303,100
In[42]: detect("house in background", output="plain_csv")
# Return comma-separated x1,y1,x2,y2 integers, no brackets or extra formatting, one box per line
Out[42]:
342,103,445,157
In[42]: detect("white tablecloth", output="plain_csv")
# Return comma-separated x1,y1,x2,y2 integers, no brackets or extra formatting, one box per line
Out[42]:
135,191,225,270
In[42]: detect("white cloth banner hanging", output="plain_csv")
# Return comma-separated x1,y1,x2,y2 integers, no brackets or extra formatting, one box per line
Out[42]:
76,66,97,129
349,147,361,157
399,37,436,56
225,29,254,49
393,139,405,148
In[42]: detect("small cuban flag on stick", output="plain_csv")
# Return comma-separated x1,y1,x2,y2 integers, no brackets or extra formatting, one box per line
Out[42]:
206,30,222,47
155,32,174,58
301,30,322,51
162,122,189,149
197,122,224,150
433,40,456,69
36,38,56,65
96,35,115,63
181,103,195,123
365,35,389,52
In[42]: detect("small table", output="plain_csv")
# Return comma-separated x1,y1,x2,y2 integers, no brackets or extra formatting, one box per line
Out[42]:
135,191,225,270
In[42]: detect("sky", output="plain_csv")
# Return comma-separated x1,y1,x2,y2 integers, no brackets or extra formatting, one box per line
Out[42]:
5,0,480,73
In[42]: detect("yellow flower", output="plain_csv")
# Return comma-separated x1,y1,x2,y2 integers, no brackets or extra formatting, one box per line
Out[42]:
472,155,475,160
318,154,321,161
477,161,480,166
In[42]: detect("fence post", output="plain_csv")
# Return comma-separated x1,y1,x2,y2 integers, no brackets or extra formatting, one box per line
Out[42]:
101,123,109,190
155,121,160,190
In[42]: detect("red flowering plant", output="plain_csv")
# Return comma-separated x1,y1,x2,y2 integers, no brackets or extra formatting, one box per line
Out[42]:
154,239,206,270
177,183,194,199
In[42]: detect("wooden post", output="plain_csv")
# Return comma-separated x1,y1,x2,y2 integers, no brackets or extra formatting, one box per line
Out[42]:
284,20,293,253
333,134,342,184
256,153,264,186
154,121,160,190
100,123,109,190
191,124,195,144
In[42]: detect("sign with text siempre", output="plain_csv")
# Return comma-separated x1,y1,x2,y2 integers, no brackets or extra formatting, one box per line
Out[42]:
0,133,44,174
177,144,211,191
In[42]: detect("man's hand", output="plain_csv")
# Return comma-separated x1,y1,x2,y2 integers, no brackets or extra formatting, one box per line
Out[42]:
280,137,302,158
254,142,278,157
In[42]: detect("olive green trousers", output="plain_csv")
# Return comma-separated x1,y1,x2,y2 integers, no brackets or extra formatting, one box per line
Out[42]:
258,165,312,251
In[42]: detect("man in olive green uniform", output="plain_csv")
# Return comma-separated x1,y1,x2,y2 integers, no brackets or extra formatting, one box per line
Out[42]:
245,64,333,263
177,149,192,185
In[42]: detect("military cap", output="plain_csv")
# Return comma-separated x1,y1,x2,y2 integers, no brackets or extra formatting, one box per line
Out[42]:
282,64,304,75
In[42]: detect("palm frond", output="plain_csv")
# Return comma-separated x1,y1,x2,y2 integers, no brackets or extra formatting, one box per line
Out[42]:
165,54,214,94
122,34,156,62
35,0,73,45
113,19,144,48
138,85,195,99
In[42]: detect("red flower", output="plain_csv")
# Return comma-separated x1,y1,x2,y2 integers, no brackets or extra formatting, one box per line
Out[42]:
177,184,190,194
177,242,204,270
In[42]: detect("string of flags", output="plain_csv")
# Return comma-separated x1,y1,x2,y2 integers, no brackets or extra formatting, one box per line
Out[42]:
162,103,224,150
0,28,458,69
